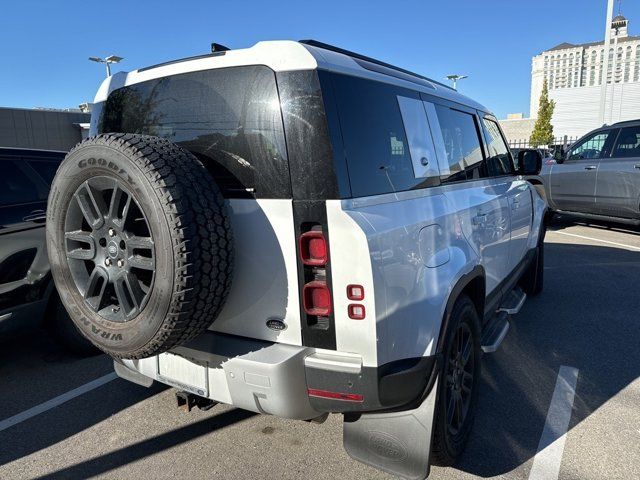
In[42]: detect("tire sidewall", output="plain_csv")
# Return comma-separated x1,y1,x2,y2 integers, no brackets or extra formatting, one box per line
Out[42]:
47,143,174,355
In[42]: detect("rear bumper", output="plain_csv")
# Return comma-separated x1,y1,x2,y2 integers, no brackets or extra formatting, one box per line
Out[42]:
115,331,437,420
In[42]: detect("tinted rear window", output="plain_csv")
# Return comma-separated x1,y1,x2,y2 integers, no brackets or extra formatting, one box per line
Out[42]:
97,66,290,198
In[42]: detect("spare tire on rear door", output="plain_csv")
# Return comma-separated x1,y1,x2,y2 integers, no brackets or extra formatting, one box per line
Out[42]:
46,133,234,359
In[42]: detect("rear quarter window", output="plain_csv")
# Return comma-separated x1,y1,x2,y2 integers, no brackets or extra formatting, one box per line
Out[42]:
330,74,429,197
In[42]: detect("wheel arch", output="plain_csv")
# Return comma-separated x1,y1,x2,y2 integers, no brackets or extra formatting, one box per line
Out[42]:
436,265,485,354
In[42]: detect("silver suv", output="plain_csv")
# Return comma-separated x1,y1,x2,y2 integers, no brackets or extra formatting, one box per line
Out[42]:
46,40,547,479
544,120,640,225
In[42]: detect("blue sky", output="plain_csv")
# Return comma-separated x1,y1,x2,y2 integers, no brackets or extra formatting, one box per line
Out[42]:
1,0,638,119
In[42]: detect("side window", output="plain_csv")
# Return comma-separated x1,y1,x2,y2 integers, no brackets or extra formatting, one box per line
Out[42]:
481,118,514,176
0,160,42,206
611,126,640,158
331,74,429,197
26,159,61,185
434,106,484,182
397,96,440,179
568,131,615,160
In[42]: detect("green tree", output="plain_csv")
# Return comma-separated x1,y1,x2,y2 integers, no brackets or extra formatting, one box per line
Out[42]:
529,79,555,147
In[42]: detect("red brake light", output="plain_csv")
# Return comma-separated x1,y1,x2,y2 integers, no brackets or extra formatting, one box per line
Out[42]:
348,304,366,320
346,284,364,301
299,231,328,266
303,281,332,316
307,388,364,402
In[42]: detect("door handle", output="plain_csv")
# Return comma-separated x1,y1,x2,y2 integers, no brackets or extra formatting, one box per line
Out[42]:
511,198,520,210
472,213,488,226
584,165,597,170
23,210,46,223
634,164,640,169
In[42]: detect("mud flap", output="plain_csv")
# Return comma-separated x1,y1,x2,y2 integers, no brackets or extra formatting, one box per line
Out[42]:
343,375,438,480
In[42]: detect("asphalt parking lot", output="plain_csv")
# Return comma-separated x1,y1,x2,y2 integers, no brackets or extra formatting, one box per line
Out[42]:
1,216,639,480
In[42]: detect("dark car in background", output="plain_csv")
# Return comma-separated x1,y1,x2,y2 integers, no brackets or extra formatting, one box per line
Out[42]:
0,147,98,355
542,120,640,225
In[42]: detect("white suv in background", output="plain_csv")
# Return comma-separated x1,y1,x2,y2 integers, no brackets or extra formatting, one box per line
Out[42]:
46,40,547,479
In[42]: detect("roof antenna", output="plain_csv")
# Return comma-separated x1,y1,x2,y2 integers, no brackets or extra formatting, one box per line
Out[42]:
211,43,230,53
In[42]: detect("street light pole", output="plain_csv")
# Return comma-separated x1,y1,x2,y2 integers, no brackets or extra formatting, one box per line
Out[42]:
445,74,468,90
88,55,124,78
599,0,615,124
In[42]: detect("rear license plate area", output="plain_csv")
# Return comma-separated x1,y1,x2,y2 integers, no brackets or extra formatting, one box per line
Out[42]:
157,353,209,397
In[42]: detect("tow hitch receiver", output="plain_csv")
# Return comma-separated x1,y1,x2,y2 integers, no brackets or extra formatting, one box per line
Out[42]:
175,391,218,412
343,376,439,480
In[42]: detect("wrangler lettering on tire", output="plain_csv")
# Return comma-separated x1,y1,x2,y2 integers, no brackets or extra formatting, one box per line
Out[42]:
46,133,234,359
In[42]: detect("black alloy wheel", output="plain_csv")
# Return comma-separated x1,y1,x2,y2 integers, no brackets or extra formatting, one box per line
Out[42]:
444,321,475,437
64,176,155,322
431,294,481,466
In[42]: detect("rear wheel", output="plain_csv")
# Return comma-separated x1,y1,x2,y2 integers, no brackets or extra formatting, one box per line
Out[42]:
431,295,481,466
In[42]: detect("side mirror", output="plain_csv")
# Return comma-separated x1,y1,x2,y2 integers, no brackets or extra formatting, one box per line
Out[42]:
553,148,566,164
517,149,542,175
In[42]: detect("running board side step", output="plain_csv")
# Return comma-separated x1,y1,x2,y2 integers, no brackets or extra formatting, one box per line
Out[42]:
498,287,526,315
343,376,439,480
481,311,509,354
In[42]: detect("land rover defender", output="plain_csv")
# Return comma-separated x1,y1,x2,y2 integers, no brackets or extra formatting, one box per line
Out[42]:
46,40,546,479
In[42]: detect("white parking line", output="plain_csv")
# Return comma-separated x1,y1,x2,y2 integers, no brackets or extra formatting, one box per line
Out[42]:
528,366,579,480
0,372,118,433
549,230,640,251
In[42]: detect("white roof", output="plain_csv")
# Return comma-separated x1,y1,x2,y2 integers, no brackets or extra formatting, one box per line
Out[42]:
93,40,489,113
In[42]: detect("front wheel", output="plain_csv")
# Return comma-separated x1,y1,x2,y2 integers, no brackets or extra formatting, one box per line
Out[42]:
431,295,481,466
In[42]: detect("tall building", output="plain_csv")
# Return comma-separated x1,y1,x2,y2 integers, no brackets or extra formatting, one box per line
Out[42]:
529,14,640,137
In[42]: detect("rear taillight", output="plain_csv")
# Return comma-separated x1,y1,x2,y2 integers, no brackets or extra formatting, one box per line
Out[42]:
303,281,332,316
298,225,333,336
299,231,328,266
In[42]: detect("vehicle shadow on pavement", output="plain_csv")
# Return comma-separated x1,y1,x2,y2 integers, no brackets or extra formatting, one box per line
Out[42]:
0,331,169,467
30,407,257,480
550,214,640,236
449,239,640,478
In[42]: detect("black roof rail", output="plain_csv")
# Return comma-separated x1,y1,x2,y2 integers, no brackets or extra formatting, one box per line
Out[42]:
299,39,454,91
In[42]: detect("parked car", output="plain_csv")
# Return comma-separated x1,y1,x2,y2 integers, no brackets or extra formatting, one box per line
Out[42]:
46,40,547,479
543,120,640,225
0,148,99,355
